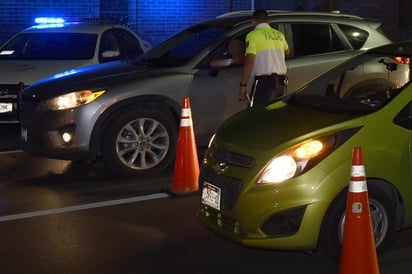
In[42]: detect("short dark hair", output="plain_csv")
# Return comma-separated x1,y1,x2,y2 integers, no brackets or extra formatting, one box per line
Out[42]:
252,9,269,21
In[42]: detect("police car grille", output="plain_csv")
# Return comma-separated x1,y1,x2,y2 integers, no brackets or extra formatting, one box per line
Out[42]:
0,84,24,122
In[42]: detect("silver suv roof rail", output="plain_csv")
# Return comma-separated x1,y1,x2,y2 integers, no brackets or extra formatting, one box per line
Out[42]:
217,10,362,20
216,10,286,18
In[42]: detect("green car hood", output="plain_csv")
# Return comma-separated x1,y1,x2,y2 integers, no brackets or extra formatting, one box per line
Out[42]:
216,101,358,150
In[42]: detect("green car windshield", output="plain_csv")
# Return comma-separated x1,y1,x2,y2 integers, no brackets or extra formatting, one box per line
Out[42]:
289,53,411,114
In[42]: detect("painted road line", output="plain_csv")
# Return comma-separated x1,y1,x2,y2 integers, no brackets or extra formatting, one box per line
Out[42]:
0,149,23,155
0,192,170,222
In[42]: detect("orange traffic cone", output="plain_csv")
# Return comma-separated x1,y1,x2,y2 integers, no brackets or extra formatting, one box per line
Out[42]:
339,147,380,274
171,97,199,193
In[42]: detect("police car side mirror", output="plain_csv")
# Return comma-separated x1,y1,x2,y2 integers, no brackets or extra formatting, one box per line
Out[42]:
102,50,120,58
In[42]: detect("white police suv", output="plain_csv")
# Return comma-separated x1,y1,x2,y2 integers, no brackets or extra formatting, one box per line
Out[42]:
0,17,150,123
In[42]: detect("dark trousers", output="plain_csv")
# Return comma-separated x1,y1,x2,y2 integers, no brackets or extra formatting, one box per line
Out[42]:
249,74,287,107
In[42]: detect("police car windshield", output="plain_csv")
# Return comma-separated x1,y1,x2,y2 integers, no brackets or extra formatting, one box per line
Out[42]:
288,53,411,114
137,24,227,67
0,33,97,60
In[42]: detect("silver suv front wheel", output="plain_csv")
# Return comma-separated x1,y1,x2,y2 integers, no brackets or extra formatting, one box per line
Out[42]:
101,107,178,177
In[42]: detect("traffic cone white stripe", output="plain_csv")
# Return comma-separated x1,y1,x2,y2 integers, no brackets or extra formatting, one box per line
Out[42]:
351,165,365,177
180,107,193,127
180,117,192,127
181,108,191,117
349,180,368,193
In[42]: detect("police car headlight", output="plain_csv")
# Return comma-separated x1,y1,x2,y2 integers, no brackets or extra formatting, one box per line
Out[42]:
47,89,105,110
256,137,334,184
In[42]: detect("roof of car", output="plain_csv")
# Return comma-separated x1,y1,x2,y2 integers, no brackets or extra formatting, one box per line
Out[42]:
205,10,377,28
217,10,363,20
22,19,127,34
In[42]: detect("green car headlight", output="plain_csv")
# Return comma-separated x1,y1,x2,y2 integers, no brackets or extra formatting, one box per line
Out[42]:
47,89,105,110
257,139,327,184
256,126,362,184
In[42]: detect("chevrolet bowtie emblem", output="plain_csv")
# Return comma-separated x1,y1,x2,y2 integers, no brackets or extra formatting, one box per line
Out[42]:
214,161,228,174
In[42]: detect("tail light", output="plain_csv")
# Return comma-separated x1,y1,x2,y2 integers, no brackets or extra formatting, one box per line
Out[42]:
392,56,410,64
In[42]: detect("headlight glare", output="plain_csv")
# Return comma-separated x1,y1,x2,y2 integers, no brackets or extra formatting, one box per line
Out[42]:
257,139,331,185
47,89,105,110
294,140,323,158
260,155,297,183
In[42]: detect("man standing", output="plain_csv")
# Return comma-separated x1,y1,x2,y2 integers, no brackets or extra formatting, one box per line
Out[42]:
239,9,290,106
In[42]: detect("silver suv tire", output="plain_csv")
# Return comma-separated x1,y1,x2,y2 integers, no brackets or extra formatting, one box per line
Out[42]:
101,107,178,177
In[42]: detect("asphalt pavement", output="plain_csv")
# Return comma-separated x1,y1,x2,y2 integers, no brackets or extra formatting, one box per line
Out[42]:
0,124,21,151
0,125,412,274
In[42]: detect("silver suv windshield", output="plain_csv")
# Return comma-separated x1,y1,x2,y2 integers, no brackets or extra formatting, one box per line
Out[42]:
137,24,228,67
288,53,411,114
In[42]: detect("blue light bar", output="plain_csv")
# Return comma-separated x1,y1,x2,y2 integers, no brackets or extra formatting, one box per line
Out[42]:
34,17,65,24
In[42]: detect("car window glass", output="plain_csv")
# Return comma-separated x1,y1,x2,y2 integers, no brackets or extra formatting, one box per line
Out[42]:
291,23,345,56
0,33,97,60
289,54,411,114
100,31,118,52
269,23,279,29
338,24,369,50
393,101,412,130
113,28,144,58
100,31,118,53
208,32,247,68
170,27,225,61
141,25,227,67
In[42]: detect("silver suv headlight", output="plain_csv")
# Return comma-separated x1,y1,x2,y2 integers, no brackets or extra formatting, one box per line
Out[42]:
46,89,105,110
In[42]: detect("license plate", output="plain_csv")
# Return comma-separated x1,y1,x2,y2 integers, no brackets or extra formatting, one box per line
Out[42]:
0,102,12,113
201,182,221,210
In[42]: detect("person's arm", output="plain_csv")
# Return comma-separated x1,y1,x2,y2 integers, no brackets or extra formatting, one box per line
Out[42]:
233,53,246,65
239,53,255,102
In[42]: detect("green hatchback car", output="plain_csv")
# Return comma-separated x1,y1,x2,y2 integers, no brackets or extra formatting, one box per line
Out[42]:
198,41,412,261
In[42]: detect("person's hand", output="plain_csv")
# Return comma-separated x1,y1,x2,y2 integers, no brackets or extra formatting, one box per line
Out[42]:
239,86,250,103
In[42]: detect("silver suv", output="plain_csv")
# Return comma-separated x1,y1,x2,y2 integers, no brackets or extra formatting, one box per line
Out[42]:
19,11,392,177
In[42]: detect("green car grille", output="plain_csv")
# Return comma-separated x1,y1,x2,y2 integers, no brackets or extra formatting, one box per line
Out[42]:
209,144,256,168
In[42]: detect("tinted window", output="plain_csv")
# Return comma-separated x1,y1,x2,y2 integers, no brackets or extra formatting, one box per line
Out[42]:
291,23,345,56
169,27,225,59
393,101,412,130
100,31,118,52
339,24,369,50
140,25,227,67
289,54,411,114
0,33,97,60
269,23,279,29
113,28,144,58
